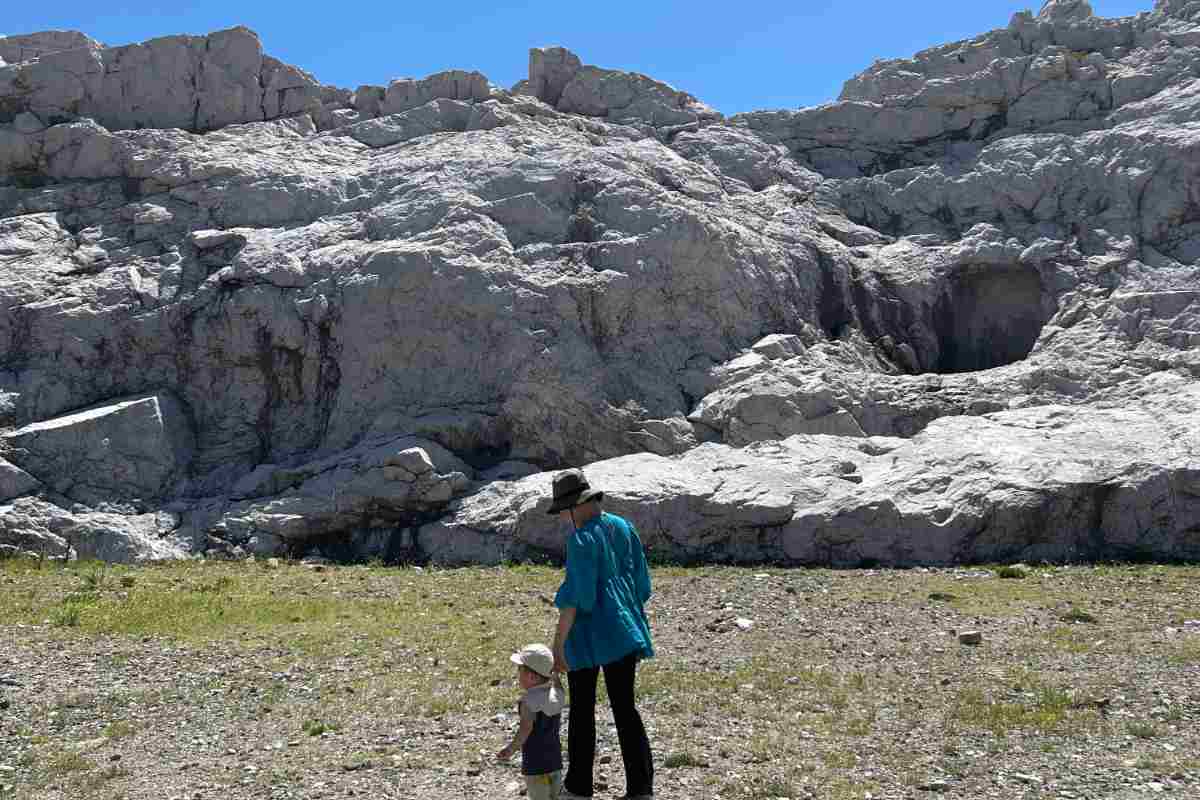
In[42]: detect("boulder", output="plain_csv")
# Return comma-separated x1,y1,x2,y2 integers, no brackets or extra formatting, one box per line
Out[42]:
0,499,72,559
380,70,492,115
1038,0,1094,20
3,394,194,509
207,437,472,558
0,497,185,562
0,458,39,502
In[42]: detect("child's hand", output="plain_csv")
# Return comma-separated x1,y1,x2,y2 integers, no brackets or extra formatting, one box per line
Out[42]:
496,745,513,761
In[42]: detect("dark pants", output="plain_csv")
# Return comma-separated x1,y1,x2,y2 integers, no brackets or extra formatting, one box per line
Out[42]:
564,652,653,797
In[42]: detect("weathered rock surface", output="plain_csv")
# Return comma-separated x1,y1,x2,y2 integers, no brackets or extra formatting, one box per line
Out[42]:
0,27,322,133
428,374,1200,565
202,438,472,560
523,45,722,130
1,7,1199,564
0,31,101,65
2,394,193,510
0,497,185,561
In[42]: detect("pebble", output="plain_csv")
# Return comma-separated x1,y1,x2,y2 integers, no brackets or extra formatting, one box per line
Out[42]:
918,779,950,791
958,631,983,645
1013,773,1042,785
734,618,755,631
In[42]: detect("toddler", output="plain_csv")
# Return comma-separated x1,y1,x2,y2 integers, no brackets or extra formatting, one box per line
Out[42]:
497,643,565,799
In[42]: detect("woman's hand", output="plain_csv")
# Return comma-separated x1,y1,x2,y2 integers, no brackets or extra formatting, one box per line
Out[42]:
553,644,569,674
497,744,514,761
553,607,577,674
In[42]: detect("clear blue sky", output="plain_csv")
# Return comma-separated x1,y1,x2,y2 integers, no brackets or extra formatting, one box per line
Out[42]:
4,1,1155,114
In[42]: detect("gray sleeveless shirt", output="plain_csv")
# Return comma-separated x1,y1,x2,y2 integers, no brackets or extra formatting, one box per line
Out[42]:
520,682,564,776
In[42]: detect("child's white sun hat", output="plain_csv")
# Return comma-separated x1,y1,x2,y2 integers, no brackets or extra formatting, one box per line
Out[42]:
510,643,555,677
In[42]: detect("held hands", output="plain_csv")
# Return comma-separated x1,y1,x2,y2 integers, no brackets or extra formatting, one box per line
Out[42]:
552,644,569,674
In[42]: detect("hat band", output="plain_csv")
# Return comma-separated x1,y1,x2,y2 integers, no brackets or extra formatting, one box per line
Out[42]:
554,487,587,504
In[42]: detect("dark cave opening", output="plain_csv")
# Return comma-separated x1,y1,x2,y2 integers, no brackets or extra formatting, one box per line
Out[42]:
933,265,1052,373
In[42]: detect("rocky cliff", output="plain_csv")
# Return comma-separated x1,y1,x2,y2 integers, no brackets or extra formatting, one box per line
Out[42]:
2,1,1198,565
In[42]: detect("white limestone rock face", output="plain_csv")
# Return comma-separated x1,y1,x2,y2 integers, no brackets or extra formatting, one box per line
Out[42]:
2,12,1200,565
527,47,582,106
0,27,321,132
199,437,472,559
333,98,473,148
0,497,185,561
427,376,1200,566
1039,0,1094,21
381,70,492,115
0,458,40,502
0,31,101,64
2,394,194,510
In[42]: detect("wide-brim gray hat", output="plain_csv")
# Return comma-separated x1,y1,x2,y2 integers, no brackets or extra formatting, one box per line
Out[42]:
547,468,604,514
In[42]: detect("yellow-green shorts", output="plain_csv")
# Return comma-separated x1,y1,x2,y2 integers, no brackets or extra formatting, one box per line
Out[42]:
524,770,562,800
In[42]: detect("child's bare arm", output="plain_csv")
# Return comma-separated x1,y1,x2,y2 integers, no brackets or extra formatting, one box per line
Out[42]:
497,701,535,760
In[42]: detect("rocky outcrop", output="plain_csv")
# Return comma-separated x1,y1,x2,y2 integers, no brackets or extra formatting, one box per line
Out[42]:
0,27,320,132
523,45,722,130
0,458,40,502
428,374,1200,566
2,394,193,510
735,1,1200,178
0,497,185,561
0,31,101,65
381,70,493,115
204,438,473,559
1,7,1199,565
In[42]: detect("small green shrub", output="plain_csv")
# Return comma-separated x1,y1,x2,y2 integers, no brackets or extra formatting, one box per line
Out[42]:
663,751,708,768
1127,721,1158,739
51,602,85,628
302,719,339,737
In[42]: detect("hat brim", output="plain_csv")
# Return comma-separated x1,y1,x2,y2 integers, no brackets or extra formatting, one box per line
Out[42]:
546,488,604,515
510,652,552,676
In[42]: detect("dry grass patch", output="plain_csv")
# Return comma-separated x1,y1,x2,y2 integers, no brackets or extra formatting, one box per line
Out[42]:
1,558,1199,800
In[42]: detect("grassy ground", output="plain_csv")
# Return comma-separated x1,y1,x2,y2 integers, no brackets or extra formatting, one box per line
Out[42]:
0,558,1197,799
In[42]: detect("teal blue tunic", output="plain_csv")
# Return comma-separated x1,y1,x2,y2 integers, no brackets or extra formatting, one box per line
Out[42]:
554,512,654,670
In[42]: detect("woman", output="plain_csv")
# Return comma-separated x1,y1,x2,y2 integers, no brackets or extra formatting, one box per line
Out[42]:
548,468,654,800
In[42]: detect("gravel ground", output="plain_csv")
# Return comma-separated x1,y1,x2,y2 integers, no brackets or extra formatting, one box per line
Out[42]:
0,561,1197,800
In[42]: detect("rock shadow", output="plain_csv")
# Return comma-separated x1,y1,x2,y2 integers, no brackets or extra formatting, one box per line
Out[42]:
932,264,1053,373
